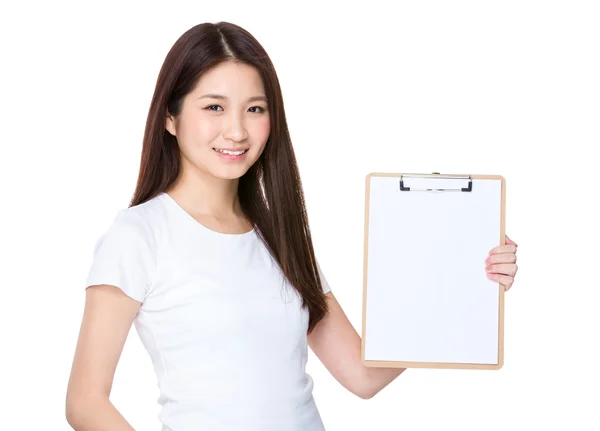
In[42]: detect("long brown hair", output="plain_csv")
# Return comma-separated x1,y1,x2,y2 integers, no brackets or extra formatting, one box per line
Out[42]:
129,22,329,333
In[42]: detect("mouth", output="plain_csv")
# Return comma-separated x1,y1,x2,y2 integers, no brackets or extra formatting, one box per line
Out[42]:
213,147,249,160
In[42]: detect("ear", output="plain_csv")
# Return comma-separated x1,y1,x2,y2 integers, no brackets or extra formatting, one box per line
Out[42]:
165,113,177,137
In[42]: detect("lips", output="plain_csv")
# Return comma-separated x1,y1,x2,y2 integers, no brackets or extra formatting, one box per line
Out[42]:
212,147,249,161
213,147,249,152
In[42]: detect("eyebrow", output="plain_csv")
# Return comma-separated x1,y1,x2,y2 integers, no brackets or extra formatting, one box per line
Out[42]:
197,93,268,103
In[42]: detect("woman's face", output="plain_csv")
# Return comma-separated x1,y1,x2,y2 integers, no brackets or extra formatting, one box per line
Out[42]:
166,61,271,180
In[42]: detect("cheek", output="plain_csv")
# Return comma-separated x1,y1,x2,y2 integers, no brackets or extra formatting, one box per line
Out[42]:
180,113,220,144
253,116,271,141
195,119,221,142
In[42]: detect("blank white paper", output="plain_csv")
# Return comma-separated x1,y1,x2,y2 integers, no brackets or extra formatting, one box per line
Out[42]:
364,176,502,364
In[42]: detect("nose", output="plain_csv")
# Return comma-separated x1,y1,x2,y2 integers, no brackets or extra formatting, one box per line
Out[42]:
222,113,248,142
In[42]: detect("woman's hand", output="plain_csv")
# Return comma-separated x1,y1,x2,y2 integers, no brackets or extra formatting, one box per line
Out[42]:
485,234,519,291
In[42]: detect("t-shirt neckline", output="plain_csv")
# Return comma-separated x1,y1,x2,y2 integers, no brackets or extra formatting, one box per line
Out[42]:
159,192,256,238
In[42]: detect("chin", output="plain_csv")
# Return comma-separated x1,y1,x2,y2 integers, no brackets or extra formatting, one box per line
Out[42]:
213,167,250,180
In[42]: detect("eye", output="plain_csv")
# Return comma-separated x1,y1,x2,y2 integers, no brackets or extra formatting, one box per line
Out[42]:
204,105,267,113
249,106,267,113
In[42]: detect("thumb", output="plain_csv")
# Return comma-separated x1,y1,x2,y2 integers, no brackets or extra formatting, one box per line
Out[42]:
505,234,518,247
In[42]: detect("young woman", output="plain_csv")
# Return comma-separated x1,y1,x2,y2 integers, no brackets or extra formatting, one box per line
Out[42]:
65,21,519,431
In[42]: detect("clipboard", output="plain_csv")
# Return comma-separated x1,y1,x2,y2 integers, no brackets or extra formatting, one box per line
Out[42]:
361,172,506,370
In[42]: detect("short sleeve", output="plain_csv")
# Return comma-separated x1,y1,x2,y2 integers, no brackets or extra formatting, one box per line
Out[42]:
85,209,157,303
316,259,331,294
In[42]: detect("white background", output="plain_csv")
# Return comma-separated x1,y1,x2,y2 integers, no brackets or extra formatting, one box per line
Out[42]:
1,1,599,430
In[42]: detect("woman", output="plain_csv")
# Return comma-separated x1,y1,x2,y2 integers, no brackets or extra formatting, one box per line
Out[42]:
65,21,519,431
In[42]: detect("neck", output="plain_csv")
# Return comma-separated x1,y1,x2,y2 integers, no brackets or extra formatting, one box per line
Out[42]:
167,166,243,219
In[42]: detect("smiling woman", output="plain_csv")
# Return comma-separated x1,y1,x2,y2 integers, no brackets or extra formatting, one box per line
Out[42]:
66,21,333,431
165,61,272,179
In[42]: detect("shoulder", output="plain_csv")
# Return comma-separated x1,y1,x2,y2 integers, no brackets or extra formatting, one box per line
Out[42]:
115,193,167,238
95,195,167,256
86,197,165,302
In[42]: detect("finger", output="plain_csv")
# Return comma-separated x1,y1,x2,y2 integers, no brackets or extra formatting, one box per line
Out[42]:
489,245,517,255
486,253,517,264
505,235,518,247
486,263,518,276
487,272,513,291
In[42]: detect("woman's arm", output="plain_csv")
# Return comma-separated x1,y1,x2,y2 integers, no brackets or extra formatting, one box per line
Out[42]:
66,397,135,431
66,284,141,430
308,292,406,399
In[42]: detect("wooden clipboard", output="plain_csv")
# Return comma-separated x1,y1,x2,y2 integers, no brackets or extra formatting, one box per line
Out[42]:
361,172,506,370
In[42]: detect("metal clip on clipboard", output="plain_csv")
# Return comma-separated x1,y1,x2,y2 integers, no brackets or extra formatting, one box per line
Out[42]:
399,172,473,192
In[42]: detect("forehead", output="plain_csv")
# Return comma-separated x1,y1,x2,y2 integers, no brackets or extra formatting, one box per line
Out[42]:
193,61,265,96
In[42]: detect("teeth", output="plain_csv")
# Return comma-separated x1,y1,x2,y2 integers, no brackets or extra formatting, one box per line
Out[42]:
215,148,247,155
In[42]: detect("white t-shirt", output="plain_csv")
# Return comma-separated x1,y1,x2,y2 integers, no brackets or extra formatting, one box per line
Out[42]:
85,192,331,431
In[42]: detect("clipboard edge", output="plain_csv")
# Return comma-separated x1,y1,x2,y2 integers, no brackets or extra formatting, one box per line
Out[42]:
361,358,504,370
